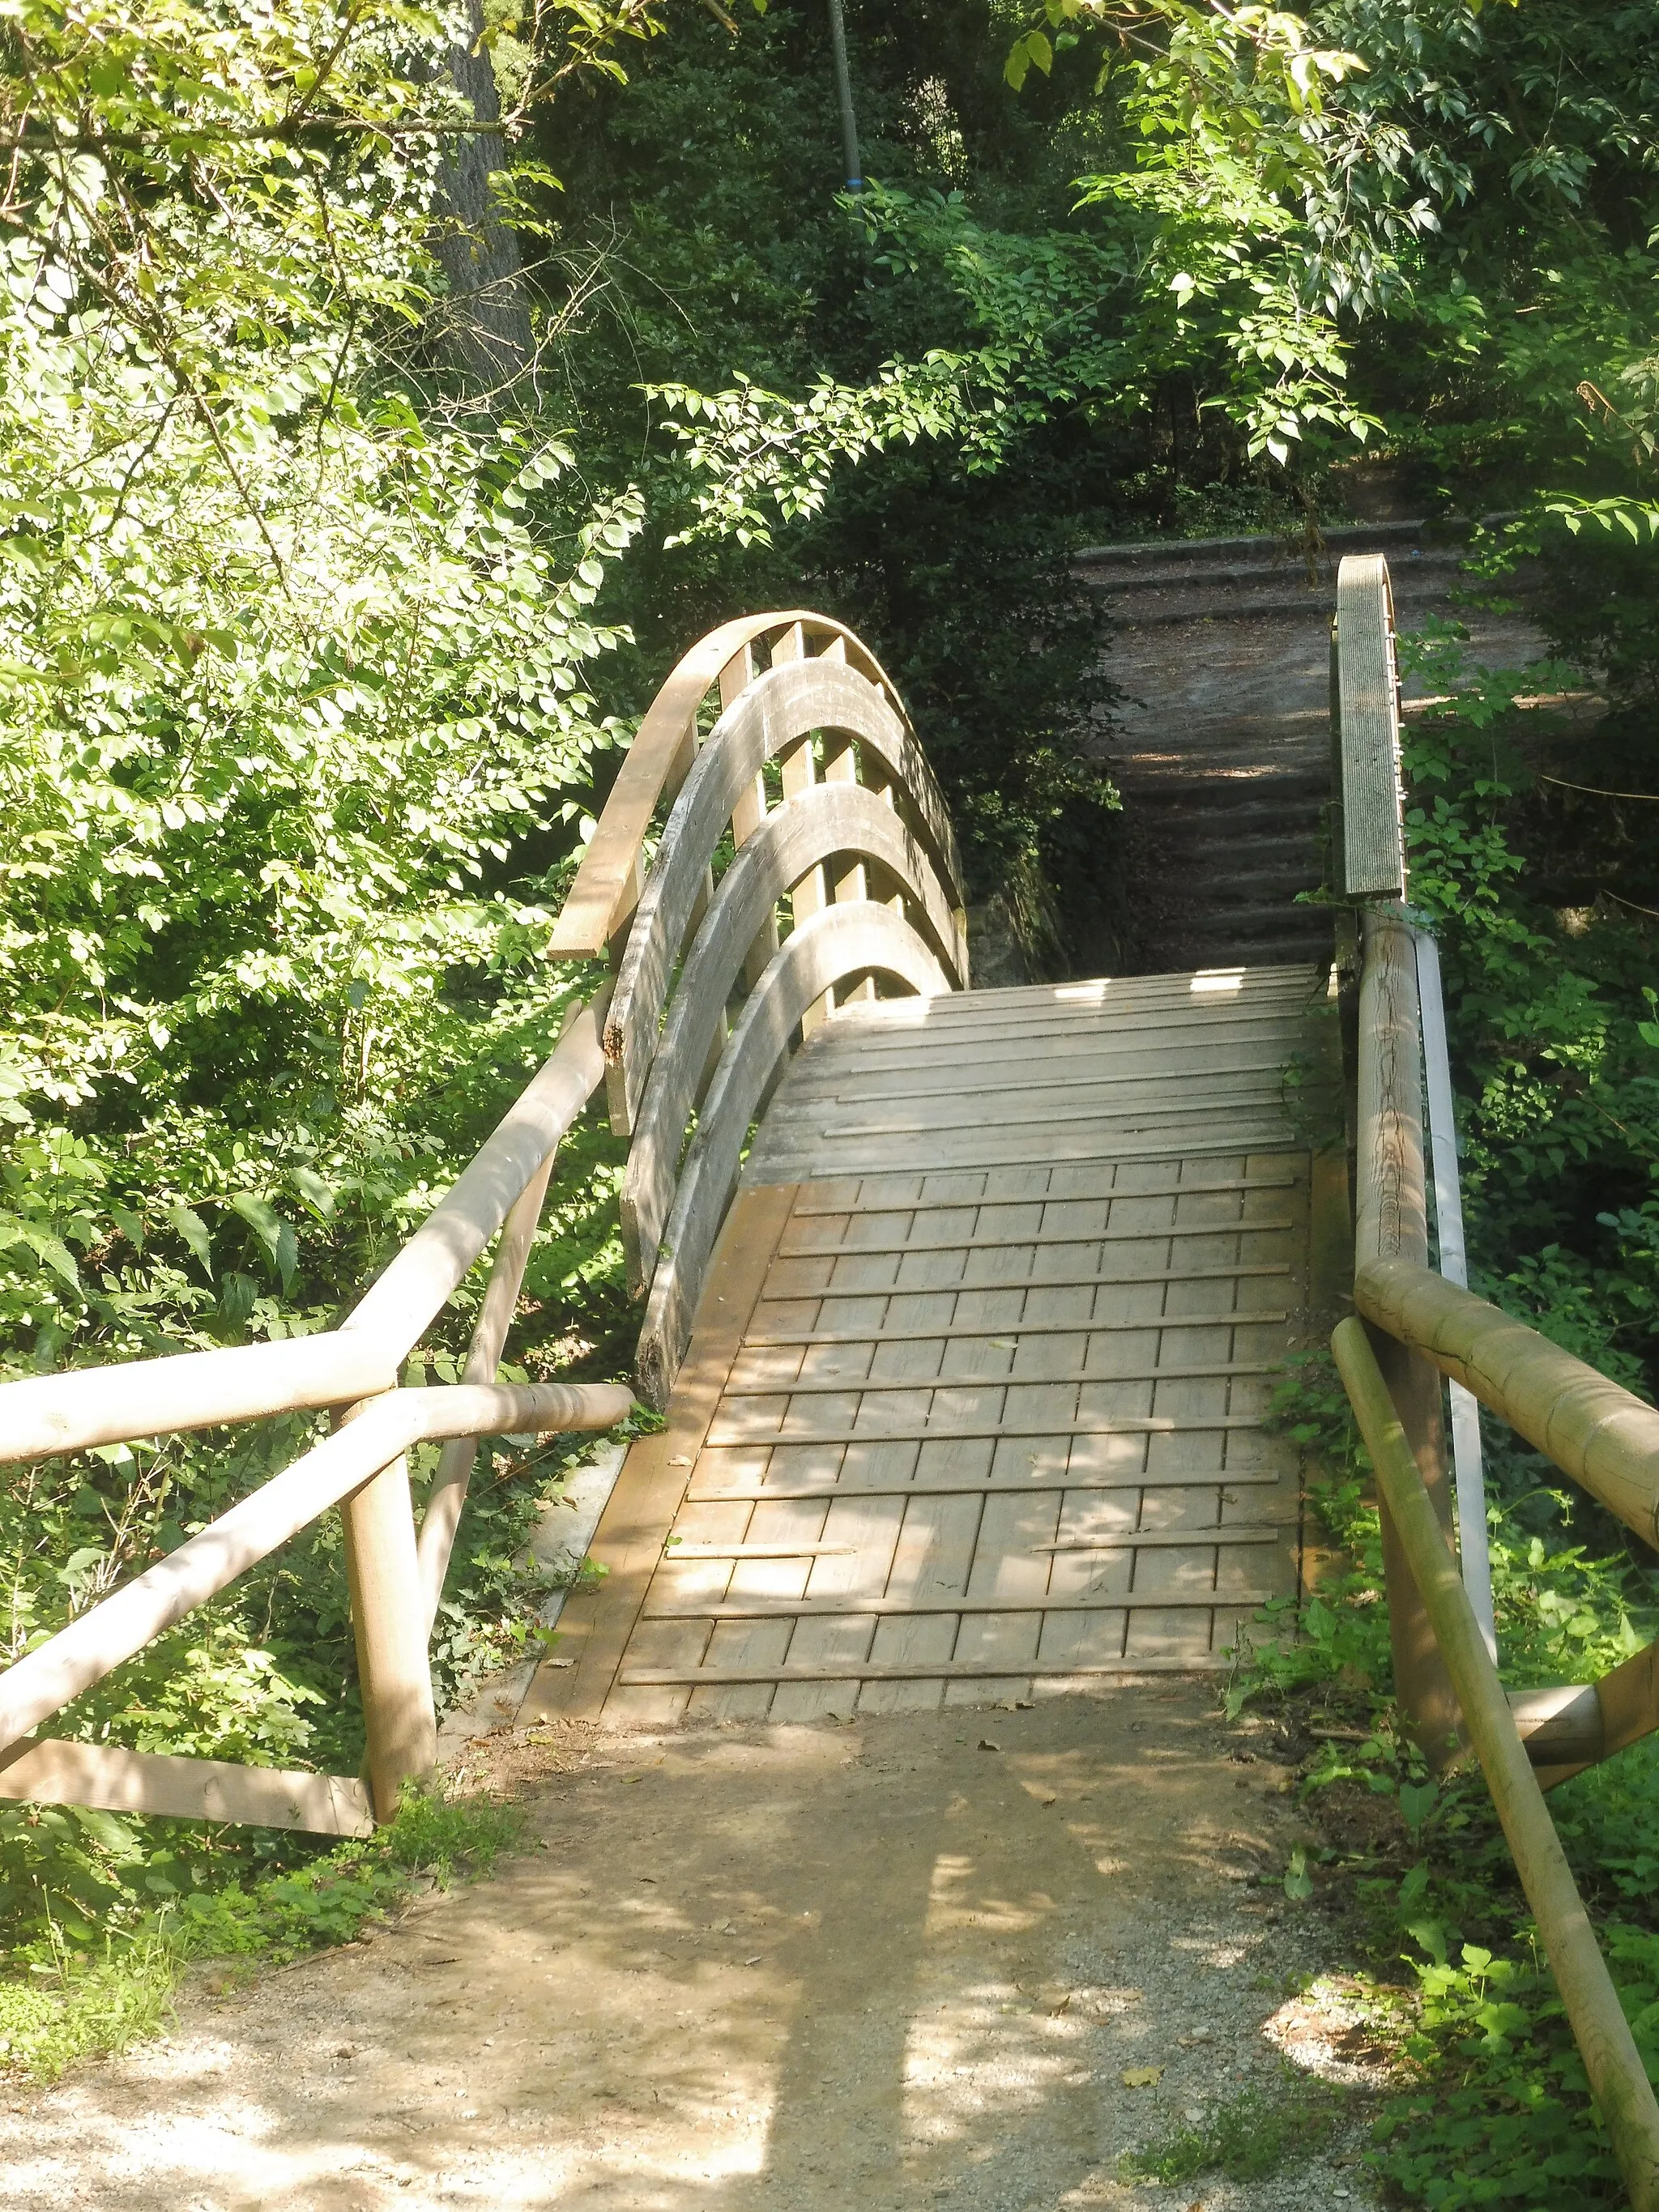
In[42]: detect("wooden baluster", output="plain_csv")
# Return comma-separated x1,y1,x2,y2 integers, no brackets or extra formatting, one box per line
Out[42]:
776,624,830,1032
416,1148,557,1634
821,650,872,1004
342,1443,437,1821
724,642,778,991
1357,903,1463,1767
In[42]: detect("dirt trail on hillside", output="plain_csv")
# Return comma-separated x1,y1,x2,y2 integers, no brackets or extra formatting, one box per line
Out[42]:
3,1687,1394,2212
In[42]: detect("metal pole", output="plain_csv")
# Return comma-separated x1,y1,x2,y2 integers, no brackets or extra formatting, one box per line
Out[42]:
826,0,863,191
1413,922,1495,1655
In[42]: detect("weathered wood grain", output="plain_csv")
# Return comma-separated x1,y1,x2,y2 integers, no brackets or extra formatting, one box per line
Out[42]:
622,900,945,1298
613,1653,1247,1687
642,1588,1273,1622
0,1739,373,1837
519,1183,797,1724
774,1217,1297,1260
1336,555,1406,899
578,972,1316,1715
680,1467,1289,1502
786,1169,1299,1215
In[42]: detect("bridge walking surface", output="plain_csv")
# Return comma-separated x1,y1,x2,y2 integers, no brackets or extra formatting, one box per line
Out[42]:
530,964,1337,1729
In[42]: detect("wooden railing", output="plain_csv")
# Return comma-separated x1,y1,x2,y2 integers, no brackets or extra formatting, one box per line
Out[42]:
1333,555,1659,2206
0,1001,632,1838
0,610,962,1839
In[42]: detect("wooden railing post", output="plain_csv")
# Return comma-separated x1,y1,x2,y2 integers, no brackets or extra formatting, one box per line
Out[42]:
1334,1317,1659,2212
1337,554,1463,1763
1357,910,1464,1765
343,1450,437,1822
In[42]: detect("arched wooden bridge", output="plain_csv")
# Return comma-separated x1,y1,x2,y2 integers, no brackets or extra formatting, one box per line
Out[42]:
3,572,1659,2199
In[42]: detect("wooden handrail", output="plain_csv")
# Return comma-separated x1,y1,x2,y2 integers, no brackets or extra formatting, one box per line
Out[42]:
0,1332,398,1470
1354,904,1430,1272
0,995,611,1469
586,612,965,1403
1336,552,1659,2183
0,1380,631,1761
1334,555,1406,898
1353,901,1461,1754
1356,1258,1659,1550
0,993,627,1831
1333,1318,1659,2212
601,657,966,1136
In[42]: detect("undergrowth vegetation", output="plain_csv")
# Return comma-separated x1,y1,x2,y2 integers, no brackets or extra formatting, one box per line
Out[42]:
0,1784,519,2082
1120,2072,1347,2186
1233,1365,1659,2209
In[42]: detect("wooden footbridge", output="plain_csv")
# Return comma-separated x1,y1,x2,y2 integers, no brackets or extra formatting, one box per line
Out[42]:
3,571,1659,2198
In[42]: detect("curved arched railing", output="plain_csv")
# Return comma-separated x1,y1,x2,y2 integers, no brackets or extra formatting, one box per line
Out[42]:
547,612,930,961
552,612,968,1408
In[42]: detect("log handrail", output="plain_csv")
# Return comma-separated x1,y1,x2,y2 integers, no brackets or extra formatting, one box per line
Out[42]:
1334,553,1406,899
0,1379,632,1759
1355,1258,1659,1550
1333,1319,1659,2211
0,995,633,1834
1335,552,1659,2206
0,996,612,1470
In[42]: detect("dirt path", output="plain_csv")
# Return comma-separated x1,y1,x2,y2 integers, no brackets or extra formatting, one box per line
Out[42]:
3,1687,1392,2211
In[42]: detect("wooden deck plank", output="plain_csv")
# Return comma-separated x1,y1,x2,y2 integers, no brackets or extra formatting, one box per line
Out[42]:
520,1180,797,1725
742,1127,1302,1183
785,1169,1299,1217
759,1328,947,1722
565,970,1317,1718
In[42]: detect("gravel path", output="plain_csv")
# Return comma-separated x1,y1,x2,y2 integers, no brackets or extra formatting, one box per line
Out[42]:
0,1685,1397,2210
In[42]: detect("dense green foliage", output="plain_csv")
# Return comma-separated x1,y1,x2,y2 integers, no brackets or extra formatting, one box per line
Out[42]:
0,0,648,1960
0,4,1657,2193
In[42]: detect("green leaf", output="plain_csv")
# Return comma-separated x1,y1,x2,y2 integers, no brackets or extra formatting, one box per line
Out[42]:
1398,1780,1437,1835
290,1167,337,1221
166,1204,213,1279
1407,1918,1448,1966
0,1217,83,1290
1004,30,1051,90
228,1195,298,1291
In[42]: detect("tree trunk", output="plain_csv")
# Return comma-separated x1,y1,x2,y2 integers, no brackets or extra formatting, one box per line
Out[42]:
432,1,532,396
